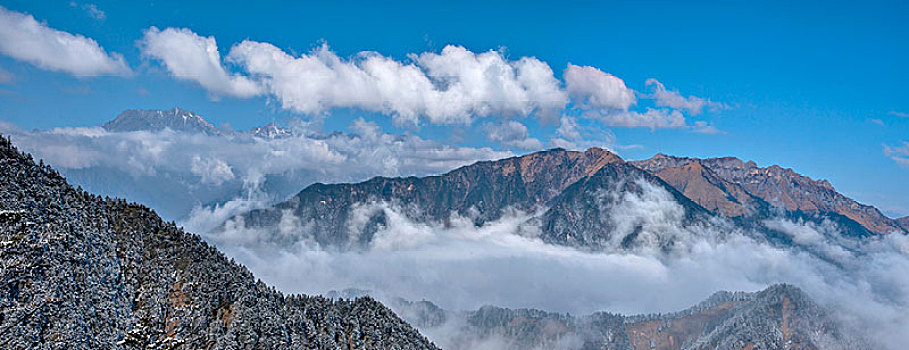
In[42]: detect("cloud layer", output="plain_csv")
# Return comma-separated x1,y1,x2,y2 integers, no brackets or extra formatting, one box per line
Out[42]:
2,120,510,224
203,183,909,350
0,6,130,76
884,141,909,167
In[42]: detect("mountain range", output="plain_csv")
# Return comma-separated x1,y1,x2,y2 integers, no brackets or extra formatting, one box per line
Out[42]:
0,108,893,348
388,283,862,350
103,107,294,138
0,135,864,348
231,145,905,252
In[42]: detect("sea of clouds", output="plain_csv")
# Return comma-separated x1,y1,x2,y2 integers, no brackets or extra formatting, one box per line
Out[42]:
201,181,909,350
4,122,907,349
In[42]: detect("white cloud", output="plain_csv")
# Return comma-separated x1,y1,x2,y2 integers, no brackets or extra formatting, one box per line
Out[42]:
70,2,105,21
691,120,724,134
645,78,724,115
7,120,510,224
483,120,543,150
888,111,909,118
564,63,636,110
225,41,568,125
190,156,235,185
587,107,686,128
549,116,617,151
884,141,909,167
0,6,130,76
139,27,261,98
135,27,732,131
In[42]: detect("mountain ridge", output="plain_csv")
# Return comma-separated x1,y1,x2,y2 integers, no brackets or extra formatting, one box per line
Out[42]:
0,134,437,349
631,153,906,235
229,146,902,253
391,284,863,350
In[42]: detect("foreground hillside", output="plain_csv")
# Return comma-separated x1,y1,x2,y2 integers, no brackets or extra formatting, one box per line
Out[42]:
0,135,436,349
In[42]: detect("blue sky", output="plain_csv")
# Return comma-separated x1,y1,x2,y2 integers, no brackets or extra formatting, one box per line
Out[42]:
0,0,907,216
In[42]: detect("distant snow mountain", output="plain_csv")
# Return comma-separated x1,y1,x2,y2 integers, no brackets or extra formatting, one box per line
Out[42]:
103,107,224,135
103,107,295,140
249,122,293,139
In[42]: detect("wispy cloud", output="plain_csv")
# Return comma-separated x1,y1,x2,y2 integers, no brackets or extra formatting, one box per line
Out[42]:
69,2,105,21
549,115,618,151
0,67,12,84
645,78,726,115
584,108,686,129
888,111,909,118
691,121,725,134
0,6,130,76
483,120,543,150
884,141,909,167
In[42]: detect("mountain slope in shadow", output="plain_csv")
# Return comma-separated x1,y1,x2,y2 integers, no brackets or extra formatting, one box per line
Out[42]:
0,135,437,349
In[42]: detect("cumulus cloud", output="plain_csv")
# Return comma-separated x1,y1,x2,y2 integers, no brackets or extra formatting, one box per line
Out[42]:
564,63,636,110
139,27,261,98
884,141,909,167
645,78,725,115
225,42,569,125
135,27,732,131
483,120,543,150
0,6,130,76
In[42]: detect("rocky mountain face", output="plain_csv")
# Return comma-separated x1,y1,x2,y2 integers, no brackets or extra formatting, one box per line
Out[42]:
538,160,713,251
230,146,900,252
631,153,906,235
897,216,909,231
393,284,863,350
0,135,436,349
103,107,224,135
232,148,704,250
629,159,767,218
